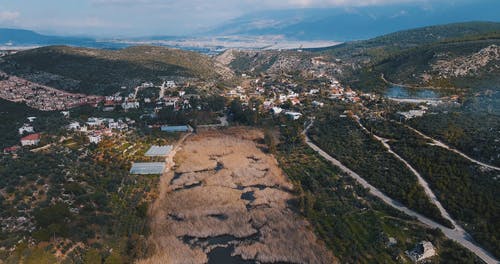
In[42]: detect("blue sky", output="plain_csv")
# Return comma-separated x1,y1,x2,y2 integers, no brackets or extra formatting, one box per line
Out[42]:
0,0,491,36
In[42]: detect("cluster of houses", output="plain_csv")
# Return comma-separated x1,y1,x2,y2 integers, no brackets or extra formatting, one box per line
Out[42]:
397,105,429,120
3,117,41,154
328,79,361,103
0,72,103,111
67,117,133,144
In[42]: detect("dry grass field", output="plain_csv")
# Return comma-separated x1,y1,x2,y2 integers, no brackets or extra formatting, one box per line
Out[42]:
137,127,337,264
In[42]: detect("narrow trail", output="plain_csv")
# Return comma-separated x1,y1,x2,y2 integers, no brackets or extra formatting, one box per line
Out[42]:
148,132,192,252
303,121,499,264
355,118,461,232
402,123,500,171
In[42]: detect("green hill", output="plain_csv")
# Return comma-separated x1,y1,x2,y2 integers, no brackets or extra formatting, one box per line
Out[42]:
0,45,221,95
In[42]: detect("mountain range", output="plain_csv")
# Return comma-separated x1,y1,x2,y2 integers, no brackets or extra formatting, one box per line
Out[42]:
2,1,500,48
206,1,500,40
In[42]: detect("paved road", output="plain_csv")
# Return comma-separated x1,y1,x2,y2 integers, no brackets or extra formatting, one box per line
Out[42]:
303,122,499,264
403,124,500,172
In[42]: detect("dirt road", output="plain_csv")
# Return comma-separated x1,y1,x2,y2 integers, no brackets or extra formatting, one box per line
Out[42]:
304,121,499,264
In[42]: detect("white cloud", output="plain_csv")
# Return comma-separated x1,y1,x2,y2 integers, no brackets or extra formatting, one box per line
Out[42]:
0,11,20,22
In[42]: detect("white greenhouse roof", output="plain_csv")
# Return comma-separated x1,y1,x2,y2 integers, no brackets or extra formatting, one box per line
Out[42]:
130,162,165,175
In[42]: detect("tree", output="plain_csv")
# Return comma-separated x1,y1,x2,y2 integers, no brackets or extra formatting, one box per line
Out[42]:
84,249,102,264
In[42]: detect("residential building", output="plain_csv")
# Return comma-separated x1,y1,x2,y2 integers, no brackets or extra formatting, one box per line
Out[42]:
20,133,40,146
406,241,437,262
18,124,34,135
285,111,303,120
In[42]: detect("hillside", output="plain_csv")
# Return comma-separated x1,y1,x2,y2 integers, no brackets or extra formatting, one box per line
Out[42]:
216,49,314,75
318,22,500,92
0,45,225,95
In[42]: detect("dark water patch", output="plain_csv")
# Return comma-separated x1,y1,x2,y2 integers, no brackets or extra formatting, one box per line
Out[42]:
241,191,255,201
385,85,440,99
184,181,202,189
247,155,260,162
247,184,267,190
168,213,184,221
209,214,228,221
170,172,183,184
215,162,224,171
208,245,255,264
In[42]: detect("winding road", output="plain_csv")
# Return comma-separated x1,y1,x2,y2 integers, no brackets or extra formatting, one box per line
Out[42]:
303,121,499,264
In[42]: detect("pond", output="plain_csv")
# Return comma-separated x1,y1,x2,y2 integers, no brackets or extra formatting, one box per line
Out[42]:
385,85,440,99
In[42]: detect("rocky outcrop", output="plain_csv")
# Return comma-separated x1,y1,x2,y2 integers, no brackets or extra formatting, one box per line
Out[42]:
431,44,500,78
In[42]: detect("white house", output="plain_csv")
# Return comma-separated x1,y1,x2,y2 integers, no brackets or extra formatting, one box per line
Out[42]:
88,133,102,144
308,89,320,95
61,111,70,118
271,107,283,115
21,133,40,146
68,122,81,130
285,111,303,120
18,124,34,135
166,81,176,88
86,117,104,127
122,101,140,110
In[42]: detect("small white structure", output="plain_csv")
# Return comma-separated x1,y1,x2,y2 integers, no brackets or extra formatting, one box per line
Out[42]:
406,241,437,262
312,101,324,107
68,122,81,130
27,117,37,122
122,101,140,110
145,145,173,157
86,117,104,127
18,124,34,135
285,111,303,120
308,89,320,95
397,109,426,120
166,81,176,88
88,133,102,144
271,107,283,115
61,111,70,118
130,162,166,175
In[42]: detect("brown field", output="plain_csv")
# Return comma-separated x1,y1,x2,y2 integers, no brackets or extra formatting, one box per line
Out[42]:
137,127,337,264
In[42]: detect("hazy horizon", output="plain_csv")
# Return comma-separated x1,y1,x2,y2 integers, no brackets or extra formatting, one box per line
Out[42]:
1,0,499,38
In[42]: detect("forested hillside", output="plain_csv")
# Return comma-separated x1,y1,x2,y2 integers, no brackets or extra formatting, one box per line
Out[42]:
0,46,223,95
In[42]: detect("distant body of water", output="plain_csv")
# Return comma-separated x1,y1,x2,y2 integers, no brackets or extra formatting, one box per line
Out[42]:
385,85,440,99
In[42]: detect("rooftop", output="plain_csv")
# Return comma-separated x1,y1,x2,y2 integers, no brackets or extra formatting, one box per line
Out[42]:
130,162,166,175
21,133,40,141
145,145,173,157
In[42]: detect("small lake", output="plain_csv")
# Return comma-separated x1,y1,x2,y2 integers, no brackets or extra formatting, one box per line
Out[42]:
385,85,440,99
